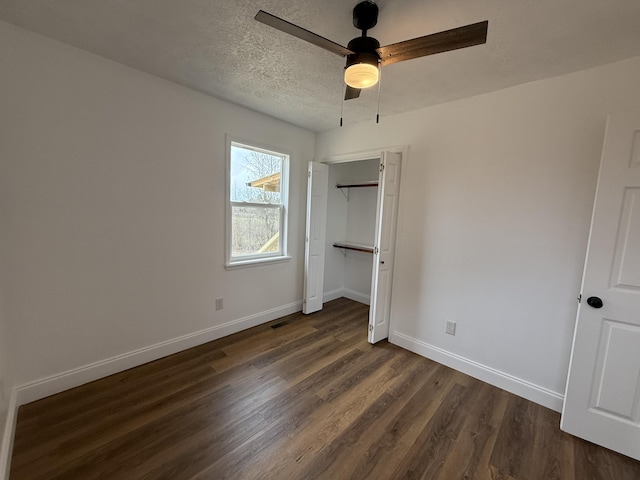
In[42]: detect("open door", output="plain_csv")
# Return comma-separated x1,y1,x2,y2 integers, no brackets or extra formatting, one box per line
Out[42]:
369,151,402,343
303,161,329,314
561,114,640,460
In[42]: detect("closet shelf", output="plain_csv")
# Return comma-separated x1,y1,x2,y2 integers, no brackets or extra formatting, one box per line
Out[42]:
333,242,374,254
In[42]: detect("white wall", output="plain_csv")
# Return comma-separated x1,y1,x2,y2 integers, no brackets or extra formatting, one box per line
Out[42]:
316,55,640,408
0,290,10,429
0,289,14,477
0,21,314,392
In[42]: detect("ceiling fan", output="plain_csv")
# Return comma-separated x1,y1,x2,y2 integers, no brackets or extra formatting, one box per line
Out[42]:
255,1,489,102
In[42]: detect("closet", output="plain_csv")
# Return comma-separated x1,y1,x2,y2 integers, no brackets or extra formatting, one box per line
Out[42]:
325,159,379,305
303,150,403,344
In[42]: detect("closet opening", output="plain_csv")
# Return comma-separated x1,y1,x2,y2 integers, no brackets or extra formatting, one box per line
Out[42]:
303,149,404,344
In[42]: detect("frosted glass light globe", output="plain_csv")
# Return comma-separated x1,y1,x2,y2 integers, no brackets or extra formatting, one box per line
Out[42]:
344,63,379,89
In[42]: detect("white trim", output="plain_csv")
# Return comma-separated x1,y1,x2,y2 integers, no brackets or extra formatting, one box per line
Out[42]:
230,201,281,209
322,288,370,305
342,288,371,306
390,330,565,412
224,255,292,270
323,288,345,303
324,145,408,164
15,301,302,406
0,389,18,480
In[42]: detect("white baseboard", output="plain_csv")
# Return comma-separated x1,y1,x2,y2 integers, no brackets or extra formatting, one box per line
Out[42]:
323,288,345,303
342,288,370,306
16,301,302,406
0,388,18,480
390,331,564,412
323,288,370,306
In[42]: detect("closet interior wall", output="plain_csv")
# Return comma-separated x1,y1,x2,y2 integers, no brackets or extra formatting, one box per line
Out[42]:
324,159,379,305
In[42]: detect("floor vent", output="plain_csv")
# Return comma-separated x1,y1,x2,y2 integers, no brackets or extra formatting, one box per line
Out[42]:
270,320,290,329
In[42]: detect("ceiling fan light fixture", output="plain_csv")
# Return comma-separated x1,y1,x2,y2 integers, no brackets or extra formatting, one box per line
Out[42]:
344,62,379,88
256,2,489,102
344,51,379,89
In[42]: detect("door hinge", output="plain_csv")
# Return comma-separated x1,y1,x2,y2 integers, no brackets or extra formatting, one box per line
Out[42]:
577,294,582,303
374,246,379,254
379,163,384,172
369,324,373,332
308,171,311,178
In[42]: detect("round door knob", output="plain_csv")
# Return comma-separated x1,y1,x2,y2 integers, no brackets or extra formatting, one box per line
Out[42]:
586,296,603,309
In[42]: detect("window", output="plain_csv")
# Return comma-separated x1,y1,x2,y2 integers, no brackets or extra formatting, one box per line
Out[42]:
226,139,290,267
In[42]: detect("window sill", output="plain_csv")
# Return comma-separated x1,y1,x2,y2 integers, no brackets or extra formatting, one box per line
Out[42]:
225,256,292,270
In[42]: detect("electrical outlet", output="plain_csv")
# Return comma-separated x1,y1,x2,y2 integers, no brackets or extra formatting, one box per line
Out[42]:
445,320,456,336
215,298,224,311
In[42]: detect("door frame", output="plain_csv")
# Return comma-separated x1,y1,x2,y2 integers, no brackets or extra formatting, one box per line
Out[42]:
322,145,409,341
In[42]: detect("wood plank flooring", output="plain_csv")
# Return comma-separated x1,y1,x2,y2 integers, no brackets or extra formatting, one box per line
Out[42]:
10,298,640,479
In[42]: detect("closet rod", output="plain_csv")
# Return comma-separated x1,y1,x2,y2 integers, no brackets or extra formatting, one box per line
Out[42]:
335,181,378,189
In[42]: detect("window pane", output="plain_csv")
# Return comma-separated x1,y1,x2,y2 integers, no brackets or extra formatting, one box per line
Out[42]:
231,205,280,257
230,144,282,204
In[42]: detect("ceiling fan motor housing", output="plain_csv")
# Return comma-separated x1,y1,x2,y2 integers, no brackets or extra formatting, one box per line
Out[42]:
353,0,378,31
346,36,381,68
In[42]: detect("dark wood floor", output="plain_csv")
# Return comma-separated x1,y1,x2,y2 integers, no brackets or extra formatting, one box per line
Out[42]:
10,298,640,479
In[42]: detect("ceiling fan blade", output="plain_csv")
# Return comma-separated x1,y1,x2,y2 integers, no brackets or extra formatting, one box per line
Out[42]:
345,86,361,100
255,10,353,57
377,20,488,66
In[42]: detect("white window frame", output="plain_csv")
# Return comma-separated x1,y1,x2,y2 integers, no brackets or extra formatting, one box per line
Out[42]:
225,136,290,269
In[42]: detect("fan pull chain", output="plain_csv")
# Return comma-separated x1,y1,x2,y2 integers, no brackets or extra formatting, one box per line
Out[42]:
376,62,382,124
340,84,345,127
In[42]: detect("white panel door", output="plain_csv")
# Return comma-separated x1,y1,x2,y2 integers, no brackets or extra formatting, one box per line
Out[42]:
561,114,640,460
369,151,402,343
303,161,329,314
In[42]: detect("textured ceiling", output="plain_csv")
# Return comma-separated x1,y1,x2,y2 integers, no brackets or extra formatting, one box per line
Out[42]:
1,0,640,132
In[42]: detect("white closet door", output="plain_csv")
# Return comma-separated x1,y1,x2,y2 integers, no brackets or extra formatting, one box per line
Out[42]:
561,114,640,460
369,151,402,343
303,161,329,314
